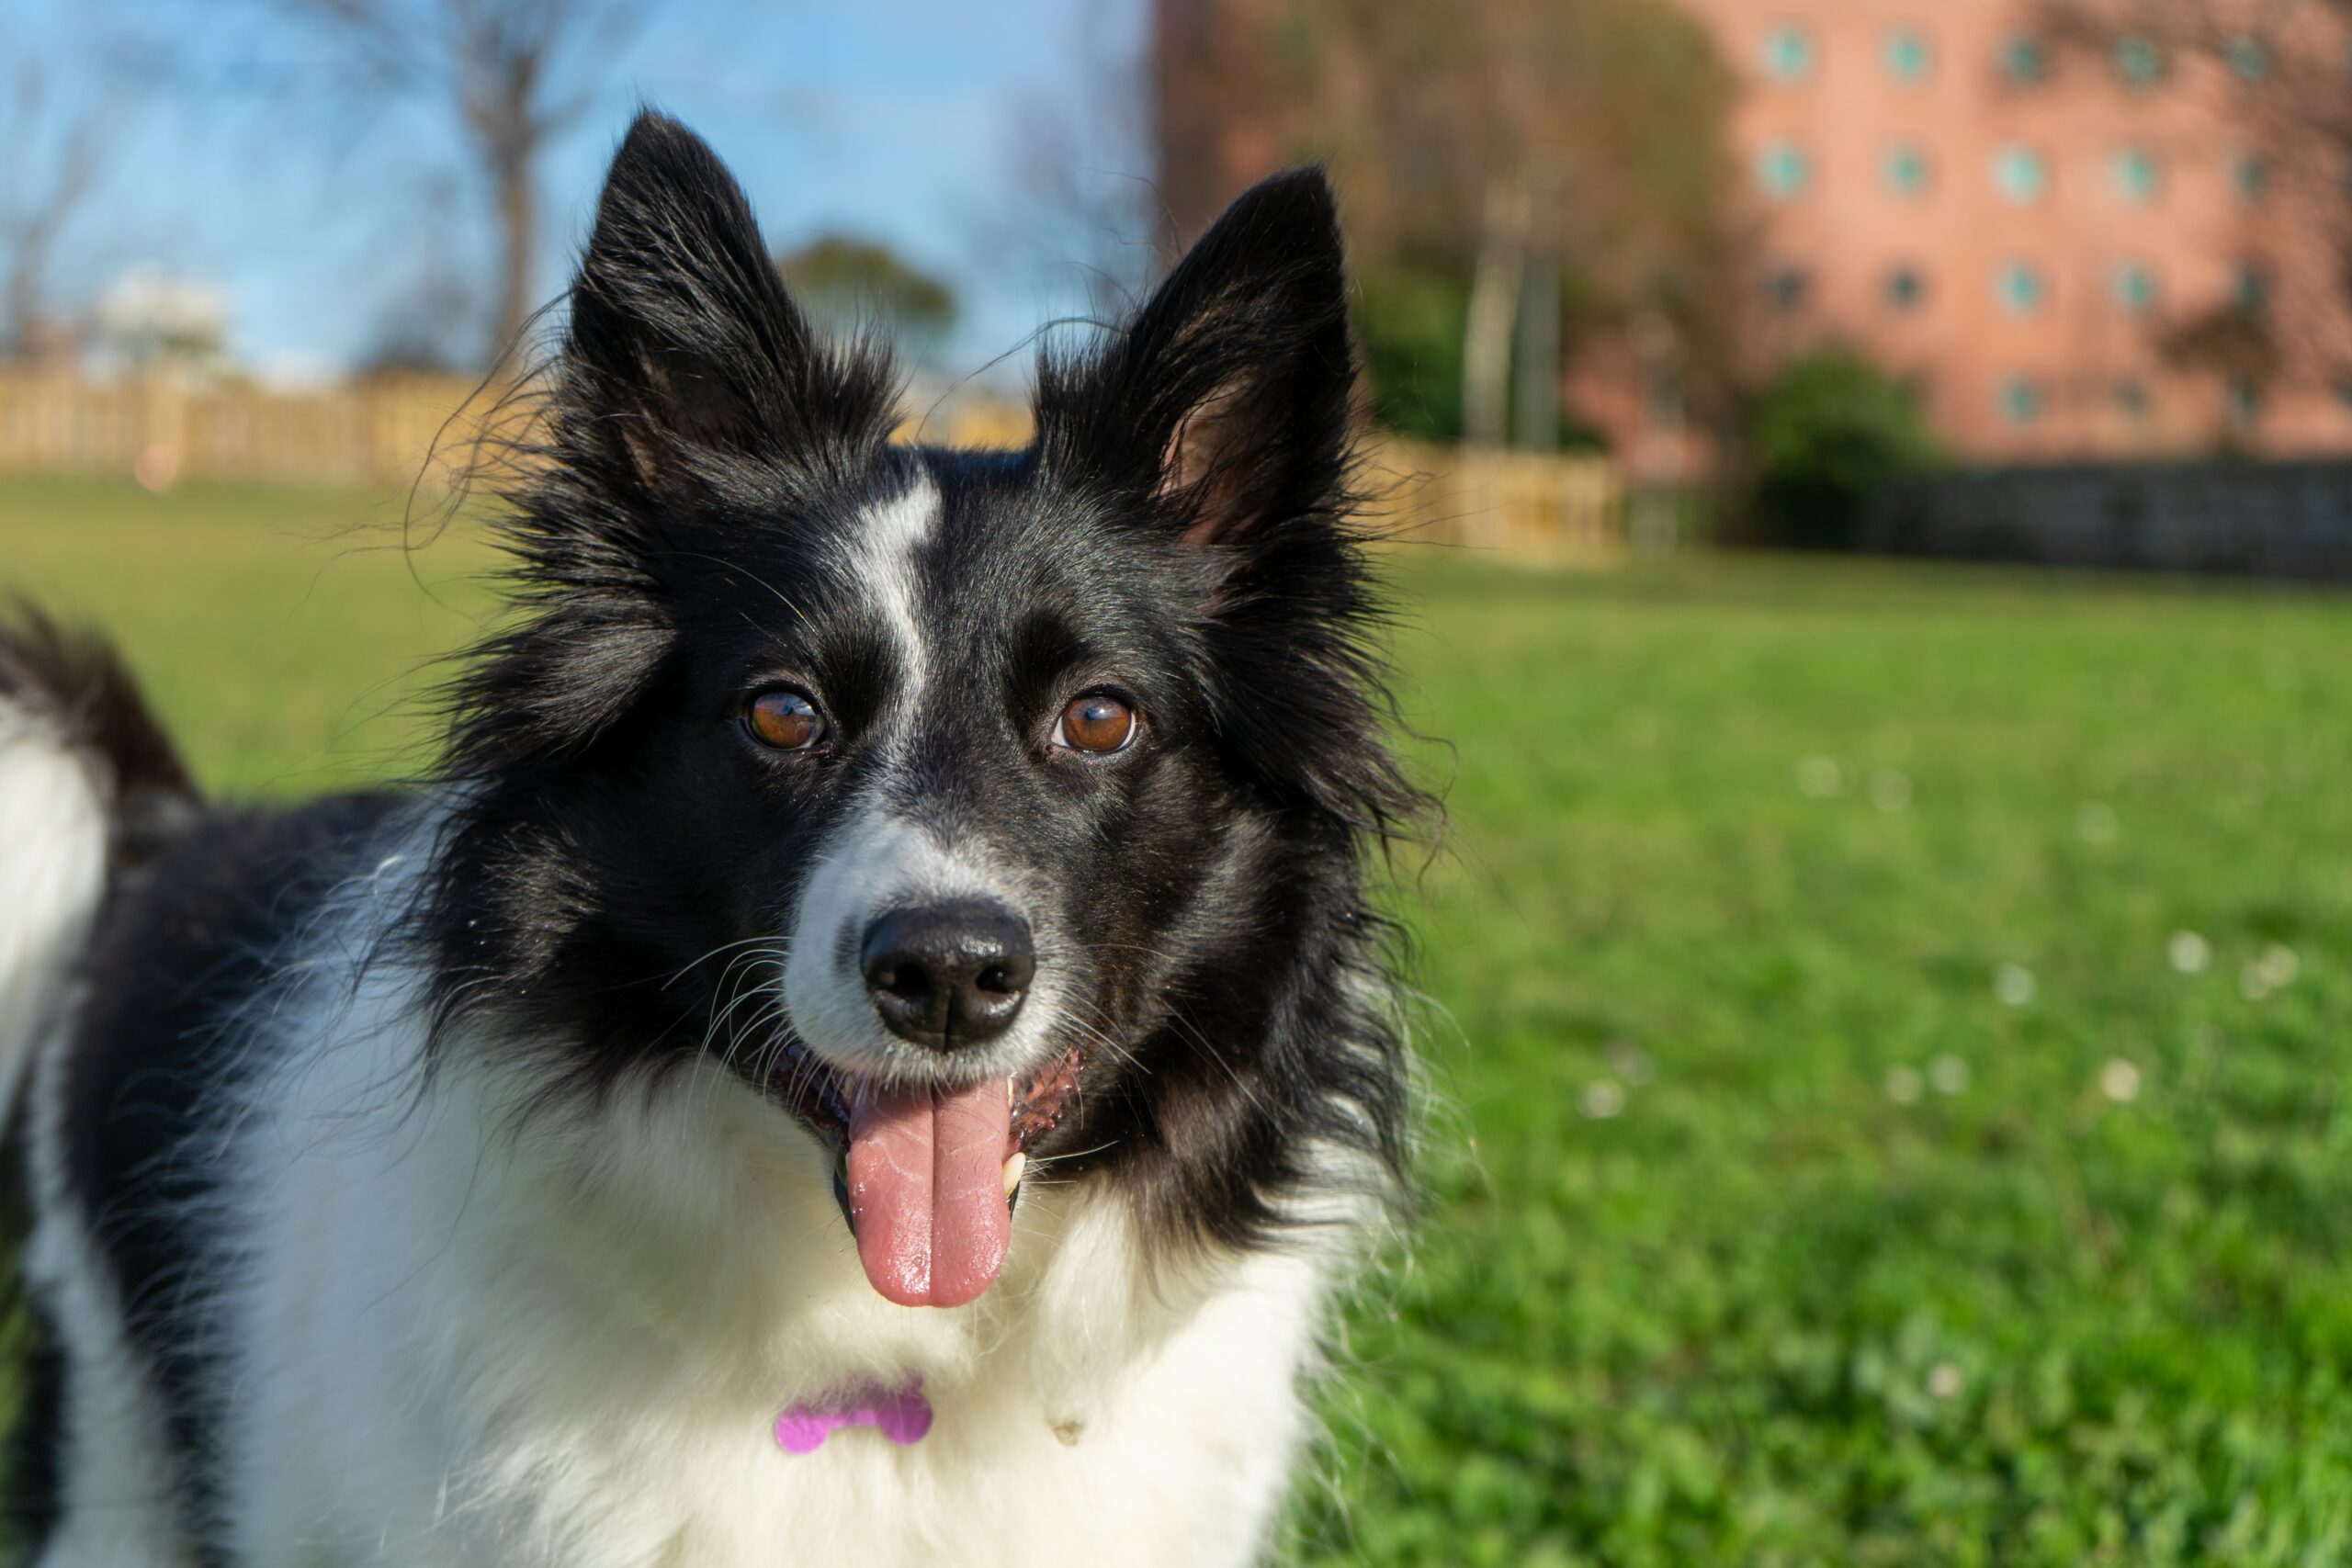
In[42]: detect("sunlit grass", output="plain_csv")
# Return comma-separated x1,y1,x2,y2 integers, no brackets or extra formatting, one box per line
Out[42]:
7,480,2352,1564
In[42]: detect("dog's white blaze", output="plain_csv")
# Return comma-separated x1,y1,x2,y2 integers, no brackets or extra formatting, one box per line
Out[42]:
839,475,938,702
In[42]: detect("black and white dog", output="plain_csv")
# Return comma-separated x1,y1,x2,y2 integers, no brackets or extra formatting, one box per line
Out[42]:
0,112,1419,1566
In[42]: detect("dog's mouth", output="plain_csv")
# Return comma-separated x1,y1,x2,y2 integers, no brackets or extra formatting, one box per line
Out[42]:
765,1039,1083,1308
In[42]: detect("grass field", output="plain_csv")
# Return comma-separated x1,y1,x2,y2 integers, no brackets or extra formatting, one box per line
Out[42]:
8,478,2352,1565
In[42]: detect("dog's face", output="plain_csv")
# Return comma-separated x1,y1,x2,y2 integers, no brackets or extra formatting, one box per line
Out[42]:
428,113,1413,1306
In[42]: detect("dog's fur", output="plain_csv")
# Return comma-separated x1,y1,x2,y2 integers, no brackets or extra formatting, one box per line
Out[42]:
0,112,1420,1566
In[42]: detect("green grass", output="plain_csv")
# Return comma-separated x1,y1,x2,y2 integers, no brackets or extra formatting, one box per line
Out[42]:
9,479,2352,1564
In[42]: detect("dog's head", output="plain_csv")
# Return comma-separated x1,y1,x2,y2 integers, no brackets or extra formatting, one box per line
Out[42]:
426,111,1416,1306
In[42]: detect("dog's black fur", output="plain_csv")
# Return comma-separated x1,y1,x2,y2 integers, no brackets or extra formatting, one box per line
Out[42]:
3,109,1425,1558
417,111,1422,1250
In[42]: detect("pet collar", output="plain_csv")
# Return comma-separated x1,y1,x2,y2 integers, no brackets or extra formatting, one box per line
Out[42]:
775,1379,933,1453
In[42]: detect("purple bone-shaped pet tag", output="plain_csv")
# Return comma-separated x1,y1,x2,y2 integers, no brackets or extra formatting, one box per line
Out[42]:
774,1380,933,1454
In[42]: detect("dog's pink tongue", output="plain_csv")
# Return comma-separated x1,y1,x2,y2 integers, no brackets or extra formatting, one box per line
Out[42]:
846,1079,1012,1308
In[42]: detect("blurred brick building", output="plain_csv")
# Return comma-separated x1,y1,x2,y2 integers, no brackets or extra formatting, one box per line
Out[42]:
1674,0,2352,466
1156,0,2352,469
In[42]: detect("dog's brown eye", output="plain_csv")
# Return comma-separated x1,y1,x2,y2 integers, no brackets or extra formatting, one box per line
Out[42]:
1057,693,1136,755
746,688,824,751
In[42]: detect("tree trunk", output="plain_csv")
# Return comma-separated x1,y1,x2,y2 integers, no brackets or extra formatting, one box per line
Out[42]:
1512,258,1560,451
490,143,536,370
1462,181,1528,449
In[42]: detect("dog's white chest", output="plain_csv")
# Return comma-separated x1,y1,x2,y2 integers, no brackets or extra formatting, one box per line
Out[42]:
221,1049,1332,1568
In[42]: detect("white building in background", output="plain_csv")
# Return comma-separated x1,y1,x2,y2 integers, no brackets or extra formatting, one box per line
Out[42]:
92,265,229,376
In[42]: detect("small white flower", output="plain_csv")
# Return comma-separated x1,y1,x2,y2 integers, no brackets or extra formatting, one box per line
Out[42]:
1884,1066,1925,1105
2100,1058,2142,1103
1606,1040,1656,1086
1580,1079,1626,1120
1995,964,2037,1007
1796,755,1846,798
1869,770,1913,812
1927,1361,1962,1399
2077,802,2119,844
1929,1055,1971,1095
2166,931,2211,975
2258,943,2300,988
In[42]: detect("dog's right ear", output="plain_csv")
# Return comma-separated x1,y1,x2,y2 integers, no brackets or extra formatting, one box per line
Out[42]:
559,110,895,493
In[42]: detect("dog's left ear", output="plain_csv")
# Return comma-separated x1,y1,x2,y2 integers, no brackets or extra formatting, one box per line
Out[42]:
1037,166,1354,547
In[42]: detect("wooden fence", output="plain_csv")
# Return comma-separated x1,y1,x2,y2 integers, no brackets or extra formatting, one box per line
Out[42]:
0,374,1624,563
1367,438,1623,564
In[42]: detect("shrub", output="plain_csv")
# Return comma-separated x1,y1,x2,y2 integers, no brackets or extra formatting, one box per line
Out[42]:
1745,349,1939,549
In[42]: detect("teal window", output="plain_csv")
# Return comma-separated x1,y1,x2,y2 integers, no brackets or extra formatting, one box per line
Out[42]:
1884,143,1933,197
2233,152,2267,201
1764,25,1816,82
1886,266,1927,310
2227,380,2263,426
1757,141,1811,198
2001,378,2045,425
2227,36,2269,82
2002,35,2048,84
2117,36,2165,85
1996,262,2046,314
2113,147,2161,204
1765,267,1810,311
2115,379,2149,419
2111,262,2156,314
1645,378,1683,426
1886,28,1932,82
1994,143,2048,204
2235,265,2269,310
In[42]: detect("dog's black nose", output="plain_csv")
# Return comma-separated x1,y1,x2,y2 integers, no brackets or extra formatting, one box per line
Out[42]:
860,901,1035,1050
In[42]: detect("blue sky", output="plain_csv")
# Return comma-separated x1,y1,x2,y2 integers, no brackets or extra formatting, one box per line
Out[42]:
13,0,1153,383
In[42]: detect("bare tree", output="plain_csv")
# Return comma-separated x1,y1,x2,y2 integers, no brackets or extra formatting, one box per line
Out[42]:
984,11,1166,338
0,51,117,363
1153,0,1739,448
266,0,650,367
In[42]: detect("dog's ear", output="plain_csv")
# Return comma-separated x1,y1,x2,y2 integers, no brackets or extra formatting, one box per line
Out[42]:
1036,166,1354,548
560,110,895,491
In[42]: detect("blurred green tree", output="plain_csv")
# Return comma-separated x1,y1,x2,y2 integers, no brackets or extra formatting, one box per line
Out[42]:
775,235,958,365
1744,349,1940,550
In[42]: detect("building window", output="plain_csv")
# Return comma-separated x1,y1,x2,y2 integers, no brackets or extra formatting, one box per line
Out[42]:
2235,265,2270,311
1886,28,1933,83
2114,379,2150,420
1996,262,2047,314
2233,152,2267,202
1764,266,1811,312
2002,35,2048,84
2117,36,2165,85
2000,378,2046,425
2227,36,2269,83
1756,141,1811,198
1645,378,1684,428
1884,143,1933,197
2226,380,2263,427
1886,265,1928,310
1994,143,2049,204
2110,262,2157,314
2113,147,2162,204
1764,24,1816,83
